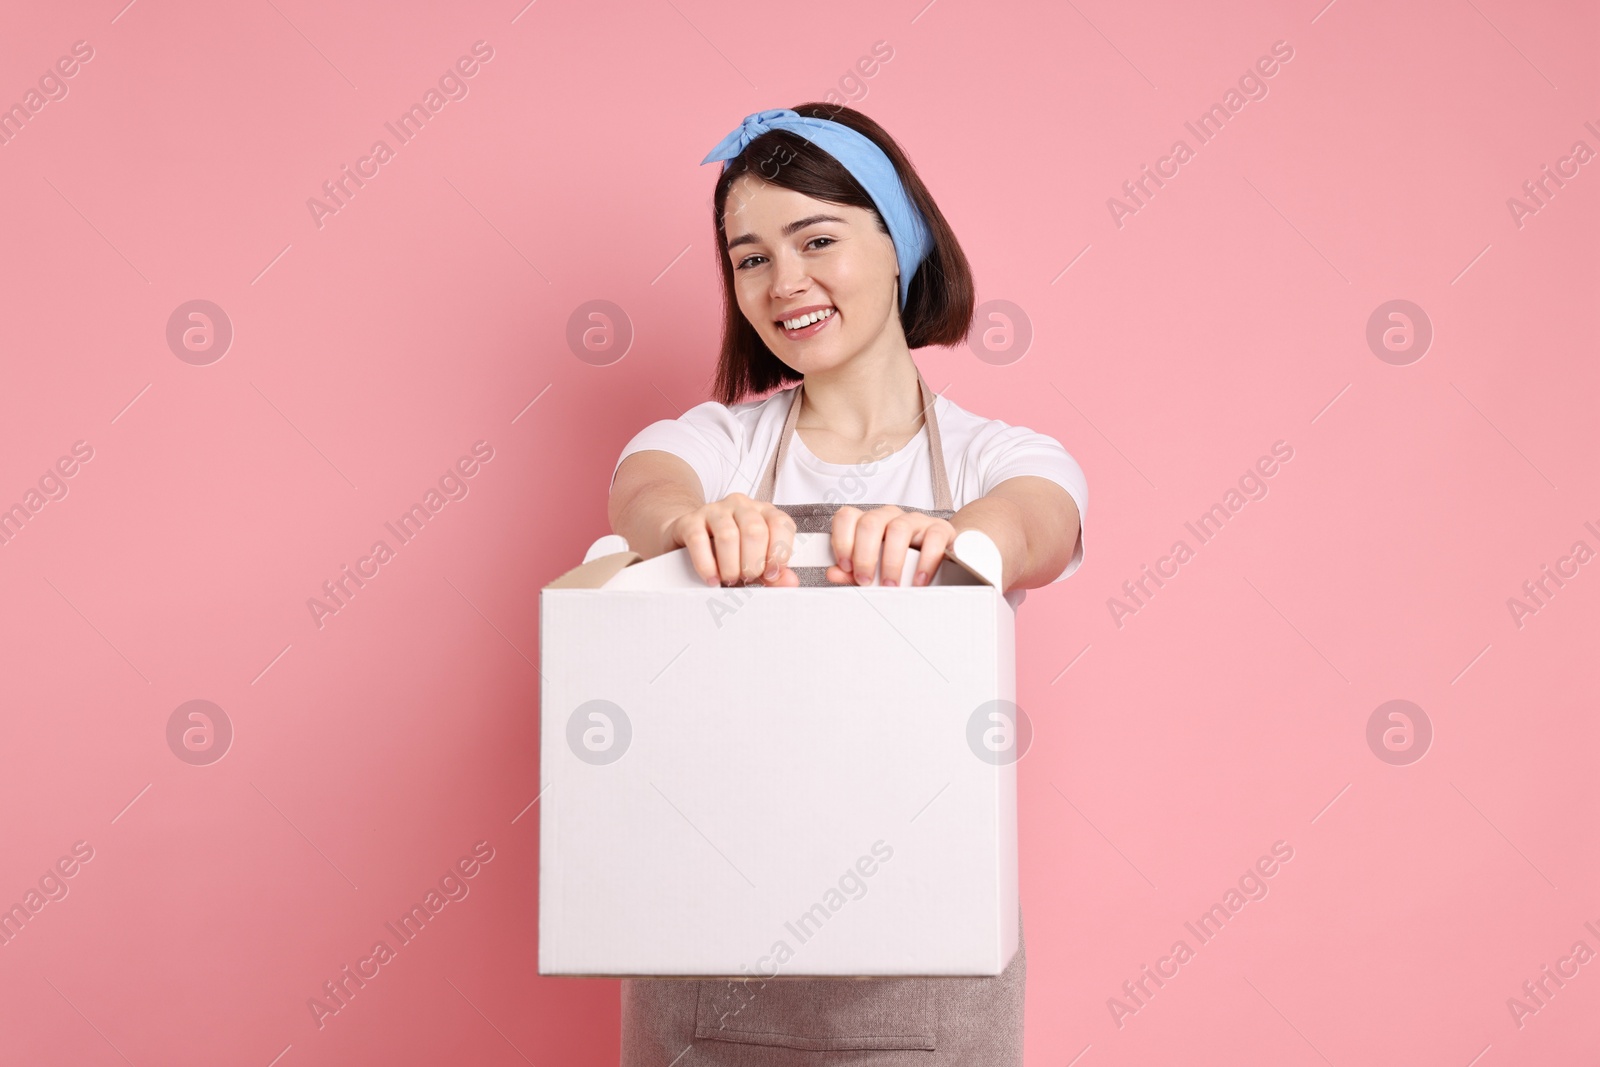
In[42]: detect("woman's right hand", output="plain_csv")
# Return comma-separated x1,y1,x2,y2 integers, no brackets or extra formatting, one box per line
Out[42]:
663,493,799,587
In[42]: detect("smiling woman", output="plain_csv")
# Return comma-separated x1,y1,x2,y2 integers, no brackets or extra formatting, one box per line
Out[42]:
609,104,1086,600
608,103,1088,1065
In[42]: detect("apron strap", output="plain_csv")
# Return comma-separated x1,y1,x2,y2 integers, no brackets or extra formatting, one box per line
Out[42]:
752,367,953,512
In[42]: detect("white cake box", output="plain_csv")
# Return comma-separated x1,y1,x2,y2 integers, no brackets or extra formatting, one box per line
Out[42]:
538,530,1020,977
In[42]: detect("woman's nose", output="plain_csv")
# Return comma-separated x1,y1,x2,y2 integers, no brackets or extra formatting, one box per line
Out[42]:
769,251,810,298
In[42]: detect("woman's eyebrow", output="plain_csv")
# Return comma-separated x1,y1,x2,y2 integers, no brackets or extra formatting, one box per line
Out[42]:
727,213,847,251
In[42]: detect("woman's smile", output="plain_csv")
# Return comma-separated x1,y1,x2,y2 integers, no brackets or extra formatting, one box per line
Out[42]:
776,305,837,341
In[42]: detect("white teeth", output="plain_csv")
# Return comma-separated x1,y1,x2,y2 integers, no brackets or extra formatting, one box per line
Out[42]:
782,307,834,330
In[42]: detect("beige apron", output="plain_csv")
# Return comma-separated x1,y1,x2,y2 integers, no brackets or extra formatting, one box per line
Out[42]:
619,368,1026,1065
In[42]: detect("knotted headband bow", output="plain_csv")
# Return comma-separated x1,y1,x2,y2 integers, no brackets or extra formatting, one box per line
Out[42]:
701,108,934,310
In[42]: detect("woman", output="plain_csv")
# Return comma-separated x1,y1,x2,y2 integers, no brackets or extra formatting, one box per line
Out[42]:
607,104,1087,1064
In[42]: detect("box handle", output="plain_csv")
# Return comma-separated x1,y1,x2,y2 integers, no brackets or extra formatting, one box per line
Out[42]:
587,529,1003,589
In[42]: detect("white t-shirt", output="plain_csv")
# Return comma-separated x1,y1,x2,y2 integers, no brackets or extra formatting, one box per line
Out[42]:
611,385,1088,608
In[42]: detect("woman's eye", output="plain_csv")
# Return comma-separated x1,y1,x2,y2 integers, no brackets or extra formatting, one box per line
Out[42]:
735,237,833,270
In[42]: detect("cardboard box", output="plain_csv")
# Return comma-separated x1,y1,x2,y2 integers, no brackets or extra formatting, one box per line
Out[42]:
538,530,1019,977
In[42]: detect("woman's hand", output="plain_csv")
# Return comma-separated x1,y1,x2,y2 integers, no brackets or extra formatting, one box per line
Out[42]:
663,493,800,587
827,506,955,588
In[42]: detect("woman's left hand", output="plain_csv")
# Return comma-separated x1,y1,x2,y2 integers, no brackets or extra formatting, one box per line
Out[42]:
827,505,956,587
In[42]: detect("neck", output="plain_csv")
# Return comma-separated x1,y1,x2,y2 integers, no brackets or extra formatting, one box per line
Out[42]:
796,351,926,441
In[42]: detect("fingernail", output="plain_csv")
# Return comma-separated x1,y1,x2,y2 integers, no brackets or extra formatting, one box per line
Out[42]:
764,565,779,580
840,558,852,573
705,575,720,587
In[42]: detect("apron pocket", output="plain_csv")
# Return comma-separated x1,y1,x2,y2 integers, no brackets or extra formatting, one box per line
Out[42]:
693,975,937,1051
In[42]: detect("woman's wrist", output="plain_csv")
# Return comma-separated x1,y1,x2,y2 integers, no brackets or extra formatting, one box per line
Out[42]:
949,498,1026,592
640,487,705,558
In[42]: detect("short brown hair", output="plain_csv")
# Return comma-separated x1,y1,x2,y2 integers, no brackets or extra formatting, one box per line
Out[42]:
706,103,975,406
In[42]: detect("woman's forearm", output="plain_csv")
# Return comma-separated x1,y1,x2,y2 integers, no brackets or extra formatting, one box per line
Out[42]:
950,477,1081,594
608,455,705,560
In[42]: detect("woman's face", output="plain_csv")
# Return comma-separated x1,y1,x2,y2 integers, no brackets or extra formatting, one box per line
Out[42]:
722,174,902,375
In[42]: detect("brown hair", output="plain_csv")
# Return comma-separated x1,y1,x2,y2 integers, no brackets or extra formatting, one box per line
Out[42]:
706,103,975,406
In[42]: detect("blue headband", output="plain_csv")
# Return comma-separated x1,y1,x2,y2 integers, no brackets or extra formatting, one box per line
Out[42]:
701,108,934,310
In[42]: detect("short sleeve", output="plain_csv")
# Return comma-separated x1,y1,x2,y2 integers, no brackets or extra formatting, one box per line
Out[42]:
610,401,743,505
974,423,1088,583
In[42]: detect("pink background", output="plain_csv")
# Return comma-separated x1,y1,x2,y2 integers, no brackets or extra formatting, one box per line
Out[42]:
1,0,1596,1064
